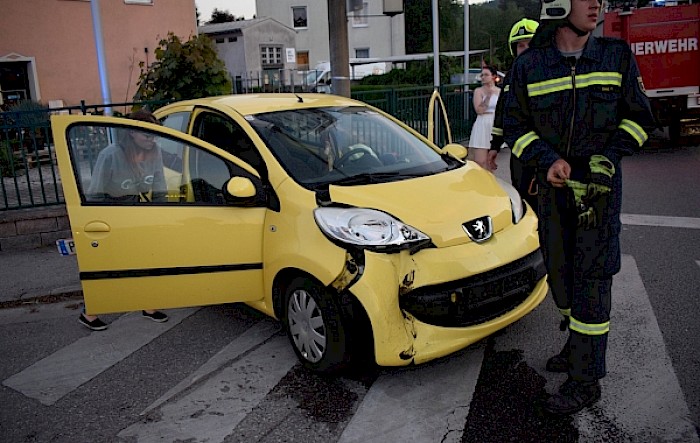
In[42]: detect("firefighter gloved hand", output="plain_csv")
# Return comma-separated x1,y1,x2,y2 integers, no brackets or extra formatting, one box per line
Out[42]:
587,154,615,200
566,179,597,229
566,179,588,209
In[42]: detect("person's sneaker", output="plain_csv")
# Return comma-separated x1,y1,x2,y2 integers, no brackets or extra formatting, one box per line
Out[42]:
78,313,108,331
544,380,601,416
142,310,168,323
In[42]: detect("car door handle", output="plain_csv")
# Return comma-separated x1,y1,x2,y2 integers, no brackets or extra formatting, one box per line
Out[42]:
84,222,111,232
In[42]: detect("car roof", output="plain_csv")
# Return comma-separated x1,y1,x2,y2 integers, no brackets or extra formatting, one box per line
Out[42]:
165,93,365,116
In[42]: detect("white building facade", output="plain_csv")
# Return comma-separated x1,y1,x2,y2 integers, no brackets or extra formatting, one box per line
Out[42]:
199,18,298,92
255,0,406,70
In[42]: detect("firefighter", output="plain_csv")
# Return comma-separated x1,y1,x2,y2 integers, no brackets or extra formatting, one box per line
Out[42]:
501,0,655,415
487,18,540,212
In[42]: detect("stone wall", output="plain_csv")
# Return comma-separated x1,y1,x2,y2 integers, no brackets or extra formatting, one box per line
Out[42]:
0,206,71,252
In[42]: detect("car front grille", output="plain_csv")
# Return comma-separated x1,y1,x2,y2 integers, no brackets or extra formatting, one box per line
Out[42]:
399,249,546,327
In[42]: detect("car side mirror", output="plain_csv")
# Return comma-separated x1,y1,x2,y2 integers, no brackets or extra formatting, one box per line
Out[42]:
442,143,468,160
226,177,256,198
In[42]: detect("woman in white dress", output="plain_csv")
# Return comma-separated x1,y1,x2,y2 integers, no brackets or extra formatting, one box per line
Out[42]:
468,66,500,171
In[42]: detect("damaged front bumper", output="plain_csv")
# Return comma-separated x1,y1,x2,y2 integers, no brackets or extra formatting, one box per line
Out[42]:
343,217,549,367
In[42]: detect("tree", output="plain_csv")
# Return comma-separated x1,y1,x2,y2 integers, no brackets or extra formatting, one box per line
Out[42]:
404,0,534,71
405,0,464,54
499,0,540,21
208,8,241,24
470,1,533,69
134,33,232,102
405,0,433,54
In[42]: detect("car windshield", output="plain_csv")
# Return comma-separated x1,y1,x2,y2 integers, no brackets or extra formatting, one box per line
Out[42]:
247,106,462,188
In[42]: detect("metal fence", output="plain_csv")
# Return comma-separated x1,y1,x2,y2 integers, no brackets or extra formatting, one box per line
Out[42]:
353,85,475,145
0,100,169,211
0,89,474,211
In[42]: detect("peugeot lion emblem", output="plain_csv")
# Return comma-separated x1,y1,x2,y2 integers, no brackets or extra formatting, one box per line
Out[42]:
462,216,493,243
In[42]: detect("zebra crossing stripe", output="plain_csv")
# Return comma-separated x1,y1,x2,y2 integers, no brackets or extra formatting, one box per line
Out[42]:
2,308,197,406
486,254,698,442
580,254,699,442
621,213,700,229
338,344,484,443
118,334,297,443
140,318,281,415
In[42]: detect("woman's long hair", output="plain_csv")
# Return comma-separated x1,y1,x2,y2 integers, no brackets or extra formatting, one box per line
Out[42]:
117,110,161,178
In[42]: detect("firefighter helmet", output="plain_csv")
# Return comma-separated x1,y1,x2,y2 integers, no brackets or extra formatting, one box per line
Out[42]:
540,0,571,20
508,18,539,56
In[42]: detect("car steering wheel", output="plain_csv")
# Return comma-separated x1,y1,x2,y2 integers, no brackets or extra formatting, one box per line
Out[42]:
335,144,382,169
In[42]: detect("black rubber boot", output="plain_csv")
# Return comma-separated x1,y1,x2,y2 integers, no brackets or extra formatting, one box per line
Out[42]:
544,379,601,416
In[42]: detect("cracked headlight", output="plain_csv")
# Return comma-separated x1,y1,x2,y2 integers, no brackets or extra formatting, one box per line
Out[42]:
495,177,527,224
314,207,430,252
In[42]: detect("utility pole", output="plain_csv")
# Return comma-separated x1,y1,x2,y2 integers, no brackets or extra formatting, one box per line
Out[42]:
432,0,440,89
328,0,351,97
464,0,469,87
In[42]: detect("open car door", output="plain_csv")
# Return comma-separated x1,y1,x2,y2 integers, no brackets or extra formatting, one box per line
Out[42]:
427,90,468,159
427,90,452,145
51,115,266,315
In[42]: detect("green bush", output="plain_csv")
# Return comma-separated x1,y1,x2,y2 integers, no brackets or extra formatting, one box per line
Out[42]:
134,33,232,102
0,142,20,177
357,56,469,87
8,100,50,127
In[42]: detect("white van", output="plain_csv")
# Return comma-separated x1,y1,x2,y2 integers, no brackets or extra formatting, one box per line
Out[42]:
306,61,390,93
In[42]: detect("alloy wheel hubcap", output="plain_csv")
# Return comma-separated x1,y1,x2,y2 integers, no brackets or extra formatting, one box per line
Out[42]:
288,289,327,363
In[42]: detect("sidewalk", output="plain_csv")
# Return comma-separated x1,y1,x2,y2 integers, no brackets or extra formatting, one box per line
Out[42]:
0,245,82,307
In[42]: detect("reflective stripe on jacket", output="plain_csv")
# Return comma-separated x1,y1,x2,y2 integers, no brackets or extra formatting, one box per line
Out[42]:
502,34,655,170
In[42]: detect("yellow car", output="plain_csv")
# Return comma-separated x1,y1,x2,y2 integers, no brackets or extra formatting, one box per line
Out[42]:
51,93,547,372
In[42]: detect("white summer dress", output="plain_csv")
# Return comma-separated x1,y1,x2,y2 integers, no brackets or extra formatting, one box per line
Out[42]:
468,91,500,149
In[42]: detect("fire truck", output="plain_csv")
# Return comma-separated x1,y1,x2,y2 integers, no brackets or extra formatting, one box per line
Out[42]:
604,2,700,141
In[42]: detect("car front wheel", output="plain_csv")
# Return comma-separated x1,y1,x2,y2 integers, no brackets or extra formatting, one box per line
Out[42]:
283,277,350,372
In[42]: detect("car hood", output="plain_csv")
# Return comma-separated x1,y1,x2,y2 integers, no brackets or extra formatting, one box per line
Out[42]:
327,166,514,248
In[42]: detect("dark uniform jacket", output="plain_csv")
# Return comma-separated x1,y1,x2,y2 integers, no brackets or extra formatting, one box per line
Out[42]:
502,30,655,174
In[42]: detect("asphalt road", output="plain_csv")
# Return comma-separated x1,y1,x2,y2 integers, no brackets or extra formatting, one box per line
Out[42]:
0,140,698,442
619,137,700,431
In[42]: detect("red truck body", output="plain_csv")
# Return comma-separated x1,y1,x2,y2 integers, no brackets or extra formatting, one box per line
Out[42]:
604,3,700,138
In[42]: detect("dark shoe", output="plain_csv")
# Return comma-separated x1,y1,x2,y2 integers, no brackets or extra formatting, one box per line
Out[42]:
544,380,601,416
78,314,108,331
142,310,168,323
557,377,577,394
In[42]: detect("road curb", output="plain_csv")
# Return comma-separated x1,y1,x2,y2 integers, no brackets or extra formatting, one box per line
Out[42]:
0,289,83,310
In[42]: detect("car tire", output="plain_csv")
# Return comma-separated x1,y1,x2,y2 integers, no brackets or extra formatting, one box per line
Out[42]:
283,276,350,373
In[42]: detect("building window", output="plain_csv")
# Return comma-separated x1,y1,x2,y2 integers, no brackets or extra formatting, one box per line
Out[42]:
296,51,310,70
215,38,225,44
261,46,283,66
228,37,237,43
352,2,369,27
292,6,307,28
355,48,370,58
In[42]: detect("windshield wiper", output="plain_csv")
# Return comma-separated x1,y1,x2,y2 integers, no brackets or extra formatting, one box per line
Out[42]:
330,171,424,186
440,152,466,168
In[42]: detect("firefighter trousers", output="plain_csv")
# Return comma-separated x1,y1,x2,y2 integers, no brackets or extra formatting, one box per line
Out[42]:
537,185,618,381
